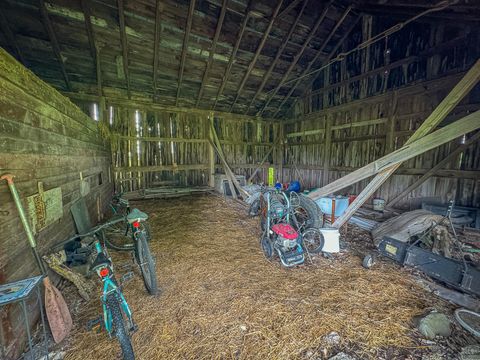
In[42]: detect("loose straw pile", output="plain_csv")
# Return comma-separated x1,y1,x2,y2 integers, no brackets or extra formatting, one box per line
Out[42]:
64,196,442,360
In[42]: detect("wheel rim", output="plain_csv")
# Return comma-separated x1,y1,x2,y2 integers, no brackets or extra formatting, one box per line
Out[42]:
302,229,324,253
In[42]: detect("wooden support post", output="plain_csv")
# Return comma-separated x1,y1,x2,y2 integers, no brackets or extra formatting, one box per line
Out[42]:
385,91,398,154
117,0,130,97
176,0,196,107
39,0,71,90
386,131,480,209
330,59,480,228
277,124,284,183
153,0,162,101
208,114,215,187
322,116,332,186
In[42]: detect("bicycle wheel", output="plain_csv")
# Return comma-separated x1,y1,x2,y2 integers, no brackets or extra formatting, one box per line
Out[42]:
301,228,325,254
103,217,135,251
454,308,480,337
106,293,135,360
136,232,158,295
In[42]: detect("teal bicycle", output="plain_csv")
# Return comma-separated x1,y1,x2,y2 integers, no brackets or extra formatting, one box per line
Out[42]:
89,236,136,360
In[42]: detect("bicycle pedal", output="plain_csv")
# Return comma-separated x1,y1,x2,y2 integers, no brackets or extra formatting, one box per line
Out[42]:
120,271,135,285
86,317,103,332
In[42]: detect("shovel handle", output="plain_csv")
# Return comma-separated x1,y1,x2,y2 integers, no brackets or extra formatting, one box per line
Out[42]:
1,173,46,274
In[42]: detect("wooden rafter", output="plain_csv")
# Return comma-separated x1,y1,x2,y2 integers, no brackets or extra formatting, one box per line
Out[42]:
0,9,26,65
196,0,228,107
258,1,333,116
80,0,102,97
213,1,252,110
38,0,71,91
244,0,309,115
283,15,360,116
117,0,130,96
278,0,303,18
229,0,284,112
153,0,162,101
176,0,196,107
272,6,352,118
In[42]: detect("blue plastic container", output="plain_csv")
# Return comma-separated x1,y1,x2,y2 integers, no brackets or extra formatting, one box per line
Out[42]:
315,196,349,217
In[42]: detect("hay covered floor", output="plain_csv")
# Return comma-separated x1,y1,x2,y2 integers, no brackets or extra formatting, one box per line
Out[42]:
64,195,451,359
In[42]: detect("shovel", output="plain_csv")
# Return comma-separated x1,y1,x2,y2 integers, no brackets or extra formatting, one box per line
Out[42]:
1,174,72,343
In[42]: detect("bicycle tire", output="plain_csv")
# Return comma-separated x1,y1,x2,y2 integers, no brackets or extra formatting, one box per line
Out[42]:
106,293,135,360
454,308,480,337
136,233,158,295
104,220,152,252
301,228,325,254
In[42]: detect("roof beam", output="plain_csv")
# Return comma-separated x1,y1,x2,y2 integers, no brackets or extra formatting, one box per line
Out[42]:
117,0,130,97
153,0,162,101
258,1,333,116
213,1,252,110
80,0,102,97
176,0,196,107
229,0,284,112
244,0,309,115
38,0,71,91
196,0,228,107
278,0,303,18
0,9,26,65
283,15,360,115
272,6,352,117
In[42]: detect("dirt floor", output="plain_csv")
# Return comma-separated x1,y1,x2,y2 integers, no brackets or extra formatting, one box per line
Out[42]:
59,195,478,360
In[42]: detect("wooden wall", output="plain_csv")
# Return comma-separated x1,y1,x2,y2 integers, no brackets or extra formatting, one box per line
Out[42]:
282,17,480,210
69,94,280,192
0,49,112,359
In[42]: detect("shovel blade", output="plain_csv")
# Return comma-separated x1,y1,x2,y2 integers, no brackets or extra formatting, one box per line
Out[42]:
43,277,73,343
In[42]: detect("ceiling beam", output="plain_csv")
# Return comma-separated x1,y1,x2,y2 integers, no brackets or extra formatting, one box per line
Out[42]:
244,0,309,115
80,0,102,97
38,0,71,91
117,0,130,97
153,0,162,101
258,1,333,116
196,0,228,107
272,6,352,117
283,15,360,115
213,0,252,110
0,9,26,65
278,0,303,19
229,0,284,112
176,0,196,107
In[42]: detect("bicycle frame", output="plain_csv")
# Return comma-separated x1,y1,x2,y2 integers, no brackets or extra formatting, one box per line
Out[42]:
93,241,133,336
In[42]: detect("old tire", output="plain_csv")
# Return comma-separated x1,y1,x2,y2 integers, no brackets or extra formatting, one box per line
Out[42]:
106,293,135,360
261,235,274,259
136,233,158,295
295,194,322,232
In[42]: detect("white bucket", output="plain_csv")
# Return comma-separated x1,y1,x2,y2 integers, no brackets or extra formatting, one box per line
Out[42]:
373,198,385,211
319,228,340,253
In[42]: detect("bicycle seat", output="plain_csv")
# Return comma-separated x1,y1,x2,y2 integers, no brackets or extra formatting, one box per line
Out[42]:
90,252,111,271
126,208,148,224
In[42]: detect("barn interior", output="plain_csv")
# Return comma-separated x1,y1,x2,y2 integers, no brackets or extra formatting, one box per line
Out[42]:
1,0,480,359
